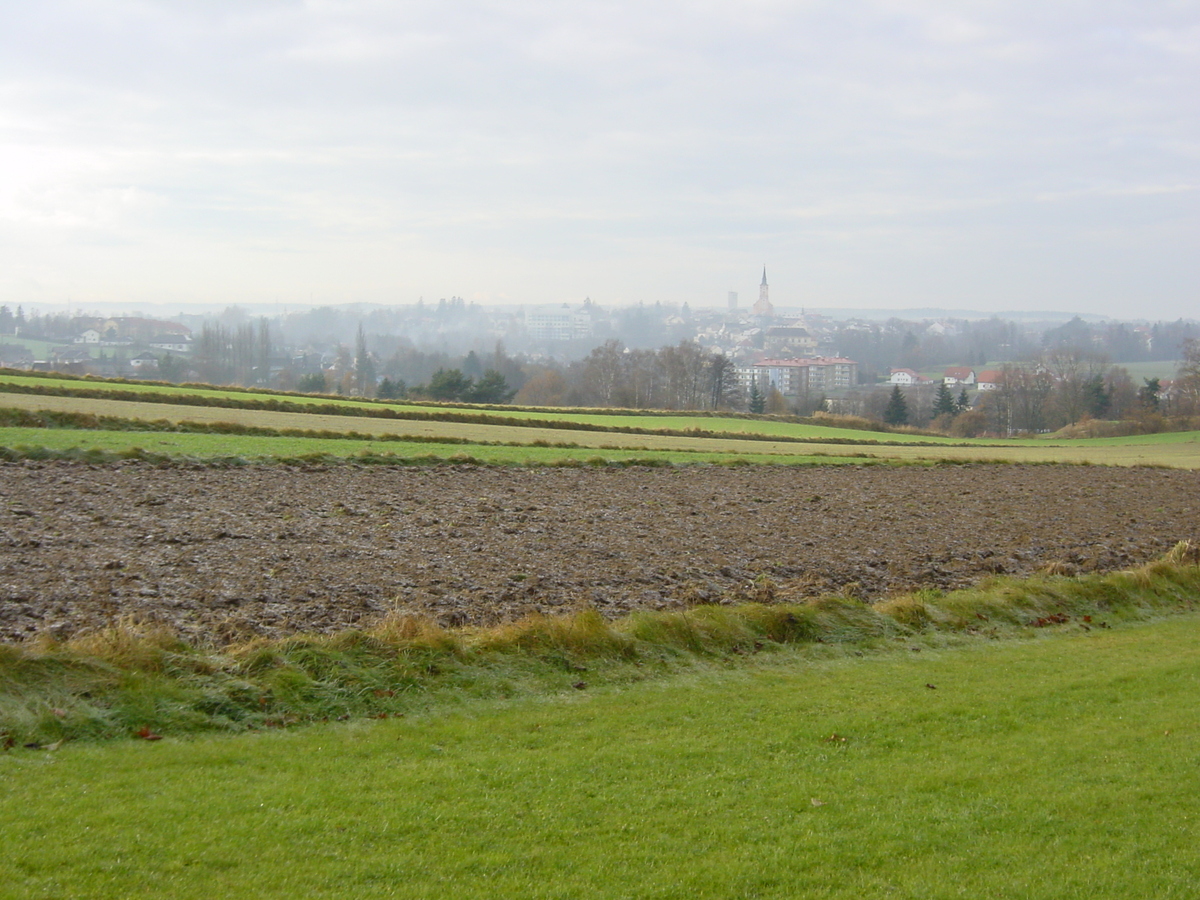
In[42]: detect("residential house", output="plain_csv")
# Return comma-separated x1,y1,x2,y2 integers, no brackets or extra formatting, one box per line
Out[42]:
763,324,817,358
888,368,933,386
0,344,34,369
943,367,976,386
52,346,94,364
149,335,192,353
976,370,1003,391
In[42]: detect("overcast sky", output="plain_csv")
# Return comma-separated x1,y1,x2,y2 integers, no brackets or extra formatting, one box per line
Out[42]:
1,1,1197,318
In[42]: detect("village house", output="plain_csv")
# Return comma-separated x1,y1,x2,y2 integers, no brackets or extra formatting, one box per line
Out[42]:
976,370,1003,391
943,367,976,386
0,344,35,369
888,368,934,386
149,334,192,353
52,346,94,365
762,324,817,358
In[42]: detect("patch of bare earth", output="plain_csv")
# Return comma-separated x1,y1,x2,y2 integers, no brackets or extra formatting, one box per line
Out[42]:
1,461,1196,643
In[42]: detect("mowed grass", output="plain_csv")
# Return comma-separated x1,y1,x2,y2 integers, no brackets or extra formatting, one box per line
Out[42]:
2,376,1200,466
6,419,1199,467
2,615,1198,899
0,392,899,458
0,372,1026,443
0,374,964,442
3,413,1200,467
0,426,872,466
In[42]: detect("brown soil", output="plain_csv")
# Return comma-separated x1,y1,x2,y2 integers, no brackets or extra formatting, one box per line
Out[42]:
1,461,1197,643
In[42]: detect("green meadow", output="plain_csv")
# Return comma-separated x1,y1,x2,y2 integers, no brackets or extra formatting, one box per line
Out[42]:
0,371,965,441
2,613,1198,899
4,420,1199,467
0,425,870,466
1,370,1199,466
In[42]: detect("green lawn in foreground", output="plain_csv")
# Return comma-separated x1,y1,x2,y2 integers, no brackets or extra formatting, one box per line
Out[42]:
2,615,1197,899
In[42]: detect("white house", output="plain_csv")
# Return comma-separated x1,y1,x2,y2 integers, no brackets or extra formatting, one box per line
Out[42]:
889,368,932,386
976,370,1002,391
149,335,192,353
943,367,976,386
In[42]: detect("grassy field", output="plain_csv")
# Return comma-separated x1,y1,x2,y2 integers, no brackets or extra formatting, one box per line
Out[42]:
2,371,1199,467
0,372,967,441
1117,360,1182,383
0,337,80,359
0,425,875,466
4,415,1200,467
3,406,1199,466
2,613,1197,898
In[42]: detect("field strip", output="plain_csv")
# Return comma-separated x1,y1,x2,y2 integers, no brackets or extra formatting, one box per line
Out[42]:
3,390,1200,466
0,392,836,456
0,374,987,443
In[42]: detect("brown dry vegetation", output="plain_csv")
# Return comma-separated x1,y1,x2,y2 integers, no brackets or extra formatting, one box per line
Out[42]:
1,461,1197,643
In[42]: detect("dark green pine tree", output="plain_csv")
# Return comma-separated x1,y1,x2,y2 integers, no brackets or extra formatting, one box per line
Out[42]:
957,387,970,413
1138,377,1161,412
883,385,909,426
933,382,957,418
748,381,766,414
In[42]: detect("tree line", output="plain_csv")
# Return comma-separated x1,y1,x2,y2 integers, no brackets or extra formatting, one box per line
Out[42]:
859,342,1200,436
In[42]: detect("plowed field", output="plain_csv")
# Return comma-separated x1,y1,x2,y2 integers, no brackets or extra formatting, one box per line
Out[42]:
2,462,1197,642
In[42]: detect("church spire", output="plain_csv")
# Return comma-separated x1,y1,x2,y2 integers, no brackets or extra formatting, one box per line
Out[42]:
753,265,773,317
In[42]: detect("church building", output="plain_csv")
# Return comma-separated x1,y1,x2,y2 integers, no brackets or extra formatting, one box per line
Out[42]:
752,267,774,317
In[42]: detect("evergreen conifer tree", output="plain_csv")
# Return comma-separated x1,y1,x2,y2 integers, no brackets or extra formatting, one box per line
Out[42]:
748,380,766,414
933,382,957,418
884,385,909,425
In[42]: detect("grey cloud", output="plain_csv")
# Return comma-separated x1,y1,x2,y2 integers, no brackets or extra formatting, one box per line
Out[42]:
0,1,1196,314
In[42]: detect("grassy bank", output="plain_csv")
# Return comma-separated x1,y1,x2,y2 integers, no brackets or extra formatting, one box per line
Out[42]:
3,542,1197,747
2,606,1198,897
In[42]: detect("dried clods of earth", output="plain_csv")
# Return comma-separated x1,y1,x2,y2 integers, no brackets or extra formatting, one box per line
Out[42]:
1,461,1196,643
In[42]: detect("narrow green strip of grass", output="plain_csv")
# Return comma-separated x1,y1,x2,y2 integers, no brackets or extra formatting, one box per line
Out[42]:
0,429,879,467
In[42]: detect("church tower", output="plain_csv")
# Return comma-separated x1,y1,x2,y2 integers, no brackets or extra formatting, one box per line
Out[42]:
752,266,774,317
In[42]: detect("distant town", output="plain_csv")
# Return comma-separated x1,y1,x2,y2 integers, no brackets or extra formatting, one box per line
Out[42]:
2,270,1198,436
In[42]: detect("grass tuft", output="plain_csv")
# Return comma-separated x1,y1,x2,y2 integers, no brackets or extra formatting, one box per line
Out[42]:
64,619,186,673
473,608,633,657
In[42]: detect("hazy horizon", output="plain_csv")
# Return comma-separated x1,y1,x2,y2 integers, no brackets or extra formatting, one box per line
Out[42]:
2,2,1197,319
